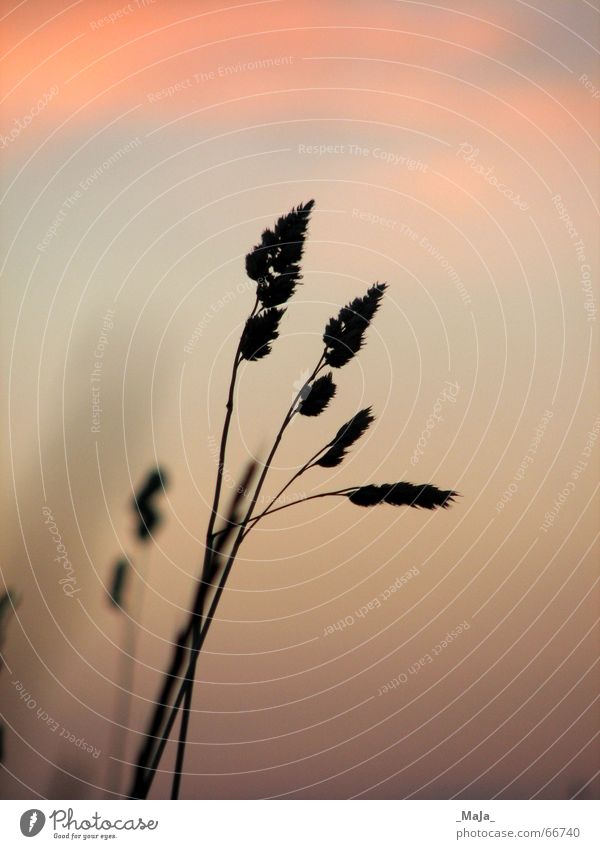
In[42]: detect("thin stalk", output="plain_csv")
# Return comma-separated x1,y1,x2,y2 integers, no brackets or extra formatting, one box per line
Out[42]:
168,352,326,798
129,626,187,797
130,298,258,798
243,432,344,535
203,296,260,562
212,363,342,540
138,488,353,796
169,298,259,799
106,548,149,798
241,489,353,537
106,603,135,796
141,532,247,795
170,673,192,799
205,487,355,542
241,353,325,532
144,353,327,798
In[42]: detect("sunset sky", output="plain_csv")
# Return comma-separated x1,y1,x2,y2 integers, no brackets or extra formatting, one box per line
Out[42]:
1,0,599,800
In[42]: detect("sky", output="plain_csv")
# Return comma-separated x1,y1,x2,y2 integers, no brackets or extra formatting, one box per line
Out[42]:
1,0,599,800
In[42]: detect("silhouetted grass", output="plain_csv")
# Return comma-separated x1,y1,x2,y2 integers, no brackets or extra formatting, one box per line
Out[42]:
299,372,336,416
129,201,458,799
106,469,168,796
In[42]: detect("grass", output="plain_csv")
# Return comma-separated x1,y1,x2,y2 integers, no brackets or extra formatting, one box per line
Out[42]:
125,200,458,799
